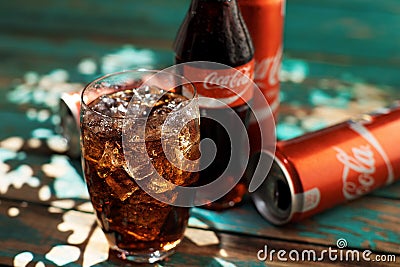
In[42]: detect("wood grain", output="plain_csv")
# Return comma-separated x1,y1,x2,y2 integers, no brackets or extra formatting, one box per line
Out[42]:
1,198,398,267
189,196,400,255
1,0,399,67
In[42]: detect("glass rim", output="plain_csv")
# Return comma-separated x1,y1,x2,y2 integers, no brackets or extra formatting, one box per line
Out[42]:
81,68,197,120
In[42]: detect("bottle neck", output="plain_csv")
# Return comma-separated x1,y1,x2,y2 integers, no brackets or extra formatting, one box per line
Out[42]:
191,0,237,3
190,0,239,12
189,0,240,22
175,0,253,66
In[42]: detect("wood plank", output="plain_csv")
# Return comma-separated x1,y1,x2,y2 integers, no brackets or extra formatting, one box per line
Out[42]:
189,195,400,255
1,44,399,115
0,33,173,82
0,110,55,139
373,183,400,199
2,121,400,206
288,0,400,15
2,138,399,256
2,127,399,258
282,58,400,87
0,33,173,65
0,146,88,204
1,198,398,267
0,0,188,43
284,3,400,65
279,57,400,134
1,0,399,66
1,34,399,99
179,231,399,267
0,198,117,267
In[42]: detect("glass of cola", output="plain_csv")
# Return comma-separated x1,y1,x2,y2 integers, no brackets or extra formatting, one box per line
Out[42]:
80,69,200,263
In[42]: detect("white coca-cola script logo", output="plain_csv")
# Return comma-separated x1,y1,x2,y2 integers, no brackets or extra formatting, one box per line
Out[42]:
254,46,282,89
203,65,253,91
334,121,394,200
334,145,376,200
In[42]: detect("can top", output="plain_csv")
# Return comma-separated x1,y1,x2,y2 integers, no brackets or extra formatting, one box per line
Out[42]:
250,149,299,225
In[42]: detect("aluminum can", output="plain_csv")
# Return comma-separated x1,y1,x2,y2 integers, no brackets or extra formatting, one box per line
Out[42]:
58,91,81,158
249,103,400,225
239,0,285,153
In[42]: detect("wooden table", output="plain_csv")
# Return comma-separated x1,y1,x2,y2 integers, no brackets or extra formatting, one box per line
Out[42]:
1,0,399,266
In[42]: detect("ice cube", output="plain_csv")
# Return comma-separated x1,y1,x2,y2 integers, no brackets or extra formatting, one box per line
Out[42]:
125,161,154,181
101,95,115,107
104,169,138,202
98,142,117,167
111,145,125,167
96,141,126,178
127,102,148,118
117,200,172,241
145,174,176,194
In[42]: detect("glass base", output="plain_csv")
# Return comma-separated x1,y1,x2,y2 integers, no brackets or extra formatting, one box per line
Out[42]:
112,248,175,263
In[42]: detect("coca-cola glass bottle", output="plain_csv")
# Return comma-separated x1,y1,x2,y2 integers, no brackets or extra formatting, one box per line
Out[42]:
174,0,255,210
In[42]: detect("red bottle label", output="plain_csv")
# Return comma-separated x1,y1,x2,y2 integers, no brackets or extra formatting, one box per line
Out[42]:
182,60,254,108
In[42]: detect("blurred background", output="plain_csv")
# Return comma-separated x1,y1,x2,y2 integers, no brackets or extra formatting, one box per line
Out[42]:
1,0,399,141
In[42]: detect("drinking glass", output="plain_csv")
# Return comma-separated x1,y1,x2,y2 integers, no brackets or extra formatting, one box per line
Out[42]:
80,69,200,263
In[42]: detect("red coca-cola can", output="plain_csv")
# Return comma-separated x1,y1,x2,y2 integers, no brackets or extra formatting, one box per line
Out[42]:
58,91,81,158
239,0,285,152
249,103,400,225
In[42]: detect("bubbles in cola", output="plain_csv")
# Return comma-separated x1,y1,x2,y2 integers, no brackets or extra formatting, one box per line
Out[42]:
81,85,200,253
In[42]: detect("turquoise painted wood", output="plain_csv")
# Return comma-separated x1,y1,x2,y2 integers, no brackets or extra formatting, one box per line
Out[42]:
190,194,400,254
1,0,399,66
0,1,189,42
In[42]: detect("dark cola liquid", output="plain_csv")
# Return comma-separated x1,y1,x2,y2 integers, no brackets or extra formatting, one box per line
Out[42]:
197,101,251,210
81,88,199,254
